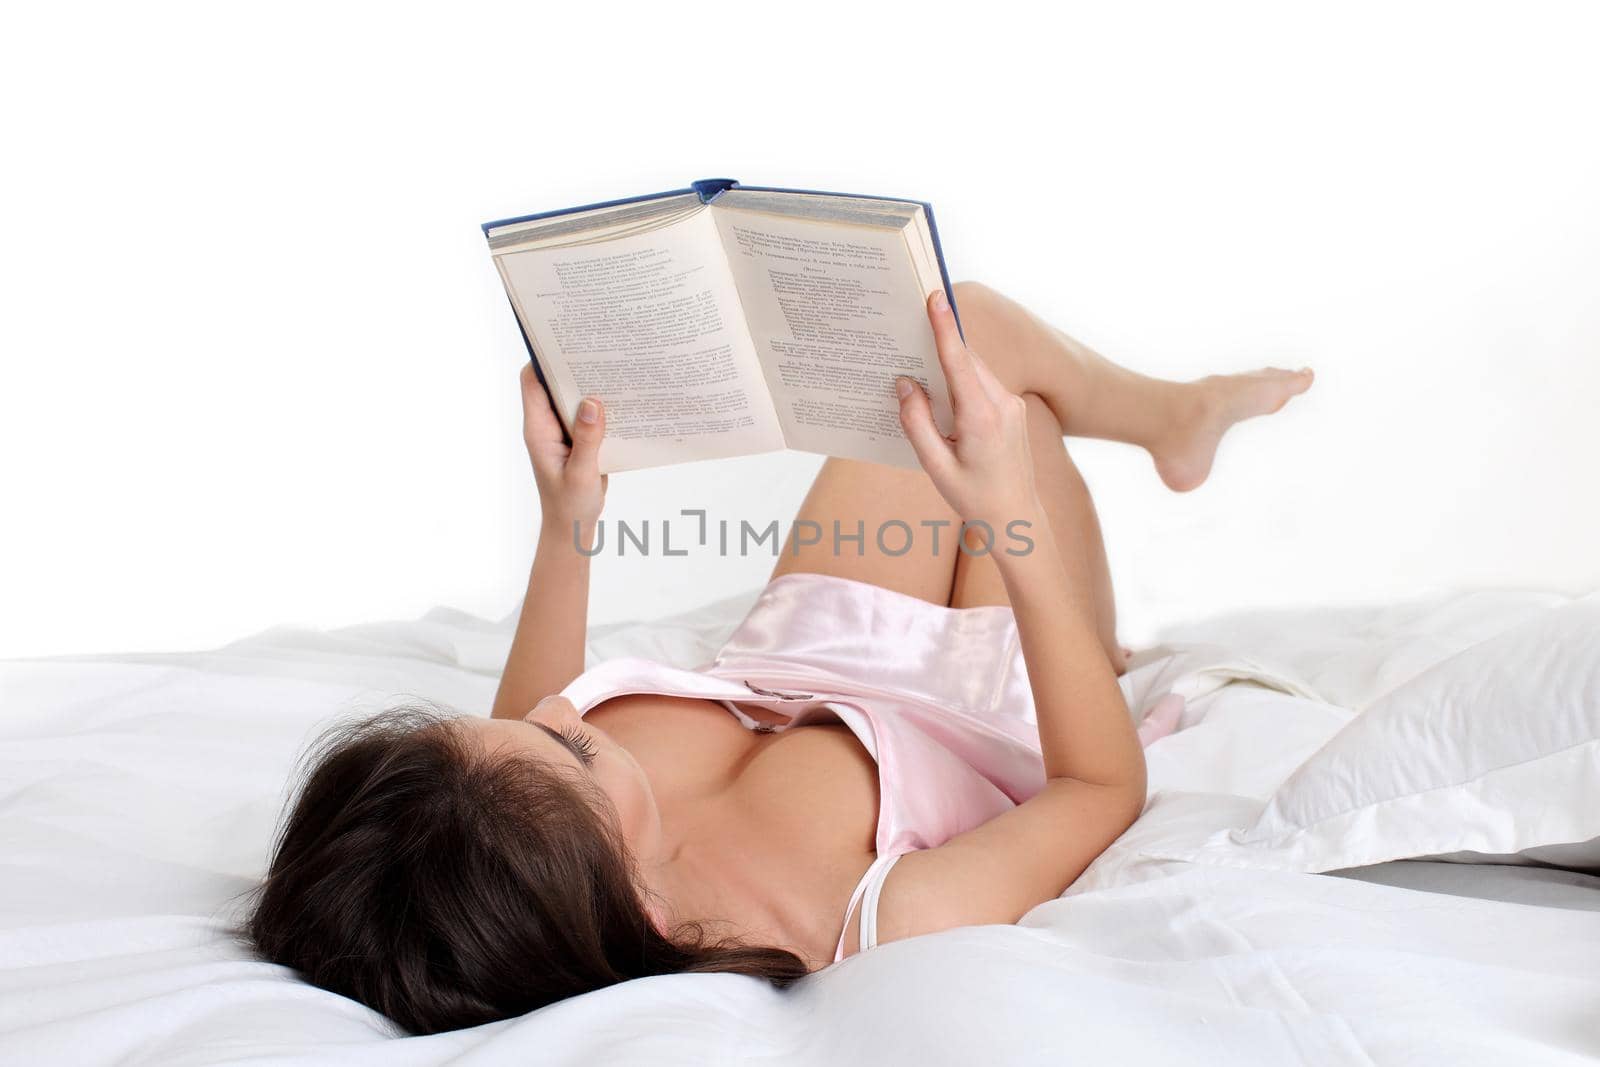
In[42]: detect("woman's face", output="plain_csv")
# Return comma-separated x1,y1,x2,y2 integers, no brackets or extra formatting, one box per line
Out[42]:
457,698,661,858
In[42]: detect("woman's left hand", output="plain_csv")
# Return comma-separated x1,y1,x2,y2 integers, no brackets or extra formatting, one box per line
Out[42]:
895,291,1039,530
520,364,607,535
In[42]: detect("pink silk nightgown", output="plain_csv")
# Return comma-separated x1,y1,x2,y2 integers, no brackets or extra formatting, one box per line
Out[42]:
559,572,1178,963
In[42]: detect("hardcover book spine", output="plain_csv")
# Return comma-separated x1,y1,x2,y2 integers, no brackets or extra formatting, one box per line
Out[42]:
690,177,740,203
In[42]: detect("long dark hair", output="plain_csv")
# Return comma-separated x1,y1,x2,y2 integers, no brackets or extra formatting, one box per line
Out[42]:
239,705,807,1034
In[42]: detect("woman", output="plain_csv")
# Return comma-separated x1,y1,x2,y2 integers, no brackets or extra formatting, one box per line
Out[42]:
246,282,1312,1034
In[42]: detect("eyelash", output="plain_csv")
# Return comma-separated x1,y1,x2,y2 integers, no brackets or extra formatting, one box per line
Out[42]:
559,725,599,766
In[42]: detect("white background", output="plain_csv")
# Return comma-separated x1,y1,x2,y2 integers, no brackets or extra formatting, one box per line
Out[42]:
3,1,1597,659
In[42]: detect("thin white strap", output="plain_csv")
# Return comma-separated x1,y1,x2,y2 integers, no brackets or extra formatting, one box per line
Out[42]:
833,852,903,961
858,852,901,953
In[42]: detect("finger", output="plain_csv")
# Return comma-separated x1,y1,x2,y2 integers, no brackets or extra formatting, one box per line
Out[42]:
520,366,567,446
965,346,1016,407
566,395,606,472
896,376,954,477
926,289,982,415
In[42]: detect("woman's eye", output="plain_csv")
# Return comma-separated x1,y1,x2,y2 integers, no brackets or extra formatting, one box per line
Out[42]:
559,725,599,766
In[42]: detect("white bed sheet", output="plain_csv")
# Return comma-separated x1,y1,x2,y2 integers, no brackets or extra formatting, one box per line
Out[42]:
2,589,1597,1066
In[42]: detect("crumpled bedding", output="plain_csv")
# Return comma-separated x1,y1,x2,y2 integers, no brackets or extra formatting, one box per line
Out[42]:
2,587,1596,1065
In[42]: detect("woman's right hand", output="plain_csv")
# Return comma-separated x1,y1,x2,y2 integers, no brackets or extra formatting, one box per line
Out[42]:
520,365,608,537
896,290,1040,529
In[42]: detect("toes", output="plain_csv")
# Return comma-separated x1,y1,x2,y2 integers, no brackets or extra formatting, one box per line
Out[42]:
1261,366,1314,398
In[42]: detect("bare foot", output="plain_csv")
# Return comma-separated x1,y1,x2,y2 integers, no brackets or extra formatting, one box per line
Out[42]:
1150,367,1314,492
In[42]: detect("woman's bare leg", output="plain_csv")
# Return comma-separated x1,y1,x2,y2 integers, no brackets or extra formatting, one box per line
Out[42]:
951,283,1313,492
770,458,964,606
771,280,1314,662
948,396,1117,658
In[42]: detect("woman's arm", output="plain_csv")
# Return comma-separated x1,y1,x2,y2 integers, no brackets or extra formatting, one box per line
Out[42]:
991,507,1146,791
490,368,608,720
874,501,1145,930
490,521,595,720
851,291,1146,946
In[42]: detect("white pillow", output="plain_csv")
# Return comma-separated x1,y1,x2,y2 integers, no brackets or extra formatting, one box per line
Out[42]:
1157,591,1600,873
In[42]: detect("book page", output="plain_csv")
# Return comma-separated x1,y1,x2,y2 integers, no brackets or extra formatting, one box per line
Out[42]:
493,208,784,472
486,192,702,250
708,207,954,468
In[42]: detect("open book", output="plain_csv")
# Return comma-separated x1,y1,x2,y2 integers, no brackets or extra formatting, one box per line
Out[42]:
483,178,960,472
